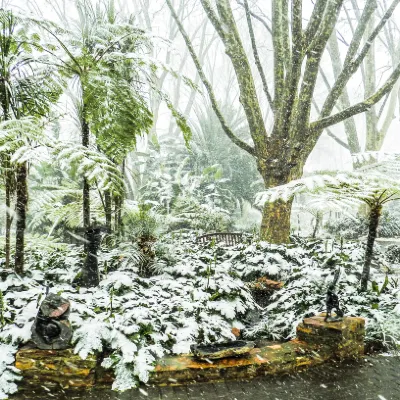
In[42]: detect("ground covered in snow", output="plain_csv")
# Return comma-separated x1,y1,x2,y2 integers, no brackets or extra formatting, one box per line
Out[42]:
0,235,399,398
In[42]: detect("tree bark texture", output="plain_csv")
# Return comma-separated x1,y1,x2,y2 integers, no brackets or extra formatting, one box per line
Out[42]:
4,156,14,269
1,85,13,269
14,162,28,275
80,227,102,287
81,115,91,230
113,195,122,233
360,202,382,291
5,176,12,269
261,200,293,243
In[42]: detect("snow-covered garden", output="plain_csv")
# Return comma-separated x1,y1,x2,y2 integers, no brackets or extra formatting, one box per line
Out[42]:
1,233,399,398
2,0,400,398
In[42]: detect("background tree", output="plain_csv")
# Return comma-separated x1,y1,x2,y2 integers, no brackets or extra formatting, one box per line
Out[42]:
0,9,61,273
324,2,400,164
166,0,400,243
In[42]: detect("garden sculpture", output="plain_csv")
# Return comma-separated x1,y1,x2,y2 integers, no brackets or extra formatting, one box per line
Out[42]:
31,292,72,349
324,268,344,322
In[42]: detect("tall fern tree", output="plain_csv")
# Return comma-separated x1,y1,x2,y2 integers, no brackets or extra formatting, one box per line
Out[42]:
34,0,147,231
38,0,192,237
0,9,61,273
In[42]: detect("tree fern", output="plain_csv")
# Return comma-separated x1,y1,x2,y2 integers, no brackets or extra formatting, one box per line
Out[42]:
256,165,400,291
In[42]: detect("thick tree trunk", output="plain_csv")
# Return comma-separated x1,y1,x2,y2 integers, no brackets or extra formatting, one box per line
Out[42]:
82,116,91,230
14,162,28,275
360,202,382,291
261,200,293,244
259,164,303,244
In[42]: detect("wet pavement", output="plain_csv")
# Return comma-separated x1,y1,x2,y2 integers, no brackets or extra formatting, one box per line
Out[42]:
11,355,400,400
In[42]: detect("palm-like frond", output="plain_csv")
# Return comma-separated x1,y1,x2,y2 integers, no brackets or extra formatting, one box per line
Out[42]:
28,183,105,232
256,169,400,209
0,117,53,164
54,142,124,195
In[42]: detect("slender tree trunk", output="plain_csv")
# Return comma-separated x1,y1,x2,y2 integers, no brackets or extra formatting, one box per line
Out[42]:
82,115,91,230
14,162,28,275
4,157,13,269
312,212,322,238
1,95,12,269
115,160,125,235
113,195,122,233
104,190,112,231
364,14,379,151
360,202,382,291
5,180,12,269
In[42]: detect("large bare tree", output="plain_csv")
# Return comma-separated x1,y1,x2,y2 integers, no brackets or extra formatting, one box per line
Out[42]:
166,0,400,243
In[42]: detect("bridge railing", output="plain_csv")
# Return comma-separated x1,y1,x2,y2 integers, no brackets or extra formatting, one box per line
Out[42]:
196,232,244,246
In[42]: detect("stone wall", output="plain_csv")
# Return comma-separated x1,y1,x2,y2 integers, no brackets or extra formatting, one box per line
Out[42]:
15,315,365,389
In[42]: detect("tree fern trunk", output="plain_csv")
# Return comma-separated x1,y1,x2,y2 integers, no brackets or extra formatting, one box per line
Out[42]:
104,190,112,231
312,212,322,238
4,155,13,269
14,162,27,275
5,177,12,268
114,195,123,234
82,115,91,230
5,173,12,269
113,160,125,235
360,202,382,291
1,96,12,269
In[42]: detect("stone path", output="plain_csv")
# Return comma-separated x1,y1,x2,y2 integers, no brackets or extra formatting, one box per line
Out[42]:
12,355,400,400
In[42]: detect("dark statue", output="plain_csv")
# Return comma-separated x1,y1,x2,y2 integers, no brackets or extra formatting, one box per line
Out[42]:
325,268,344,322
31,293,72,349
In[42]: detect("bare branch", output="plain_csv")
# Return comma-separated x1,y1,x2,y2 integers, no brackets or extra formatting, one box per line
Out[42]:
312,99,350,150
243,0,274,110
272,0,286,110
165,0,256,156
326,32,361,153
236,0,272,34
304,0,329,46
311,60,400,132
203,0,269,152
321,0,398,120
198,0,225,39
293,0,344,136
